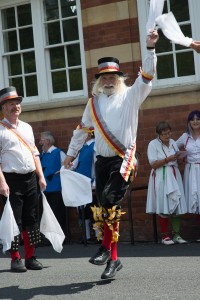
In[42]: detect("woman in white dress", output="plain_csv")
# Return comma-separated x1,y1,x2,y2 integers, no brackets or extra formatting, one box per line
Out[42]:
146,121,187,245
176,111,200,237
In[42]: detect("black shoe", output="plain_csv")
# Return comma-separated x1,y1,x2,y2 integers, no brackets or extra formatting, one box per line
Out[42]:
89,246,111,265
25,256,43,270
11,258,27,273
101,259,123,279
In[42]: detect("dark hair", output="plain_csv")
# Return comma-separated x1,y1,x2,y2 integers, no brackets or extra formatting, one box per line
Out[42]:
187,110,200,133
89,131,95,139
187,110,200,122
156,121,171,135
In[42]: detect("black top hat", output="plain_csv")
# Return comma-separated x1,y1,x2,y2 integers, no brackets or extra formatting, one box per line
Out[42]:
0,87,23,107
95,57,124,79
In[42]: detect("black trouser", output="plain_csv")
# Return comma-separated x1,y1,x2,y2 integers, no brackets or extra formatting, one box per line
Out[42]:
3,172,38,232
95,156,130,208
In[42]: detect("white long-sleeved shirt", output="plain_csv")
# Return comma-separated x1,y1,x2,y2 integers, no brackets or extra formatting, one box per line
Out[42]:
0,118,38,173
176,132,200,163
67,50,157,158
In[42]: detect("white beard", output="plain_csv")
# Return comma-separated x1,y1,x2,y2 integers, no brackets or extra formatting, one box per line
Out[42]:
103,85,116,96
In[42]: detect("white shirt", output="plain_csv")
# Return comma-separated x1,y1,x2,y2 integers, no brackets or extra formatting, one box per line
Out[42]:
176,132,200,163
148,138,179,167
67,50,157,158
0,118,38,173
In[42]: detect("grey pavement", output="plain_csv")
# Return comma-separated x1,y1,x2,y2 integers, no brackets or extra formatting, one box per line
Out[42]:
0,241,200,300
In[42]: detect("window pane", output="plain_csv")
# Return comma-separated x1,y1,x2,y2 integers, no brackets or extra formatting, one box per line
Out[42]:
52,71,67,93
25,75,38,96
8,55,21,76
10,77,24,97
170,0,189,22
61,0,77,18
69,69,83,90
44,0,59,21
1,7,16,29
4,31,18,52
177,52,195,77
17,4,32,26
163,1,168,14
23,52,36,73
67,44,80,66
47,22,61,45
63,19,79,42
156,30,172,54
157,55,175,79
50,47,65,69
19,27,34,50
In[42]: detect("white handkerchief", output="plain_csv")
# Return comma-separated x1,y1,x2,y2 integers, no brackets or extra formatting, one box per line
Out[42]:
166,167,181,214
40,192,65,253
60,167,92,207
146,0,165,34
156,12,192,47
0,197,20,253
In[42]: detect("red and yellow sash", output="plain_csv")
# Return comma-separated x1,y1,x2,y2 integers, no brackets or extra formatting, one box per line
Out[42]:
89,97,137,181
0,121,36,162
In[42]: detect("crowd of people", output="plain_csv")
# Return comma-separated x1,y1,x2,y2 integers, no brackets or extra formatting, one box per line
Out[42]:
0,27,200,281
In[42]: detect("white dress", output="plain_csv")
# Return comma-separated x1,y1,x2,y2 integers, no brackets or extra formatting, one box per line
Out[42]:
146,138,187,215
176,133,200,213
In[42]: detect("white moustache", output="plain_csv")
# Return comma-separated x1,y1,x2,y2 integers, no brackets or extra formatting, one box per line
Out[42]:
103,84,115,88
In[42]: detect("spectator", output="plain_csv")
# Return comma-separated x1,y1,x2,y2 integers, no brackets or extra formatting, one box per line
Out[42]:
39,131,66,235
146,121,187,245
176,110,200,240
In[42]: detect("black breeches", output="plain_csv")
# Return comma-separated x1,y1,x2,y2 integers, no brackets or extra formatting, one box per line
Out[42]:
3,172,38,232
95,156,130,208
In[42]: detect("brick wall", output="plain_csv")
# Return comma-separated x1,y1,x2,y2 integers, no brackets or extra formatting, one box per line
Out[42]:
26,0,200,243
30,101,200,243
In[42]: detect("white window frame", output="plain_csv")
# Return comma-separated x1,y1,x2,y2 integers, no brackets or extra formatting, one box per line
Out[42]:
137,0,200,92
0,0,88,109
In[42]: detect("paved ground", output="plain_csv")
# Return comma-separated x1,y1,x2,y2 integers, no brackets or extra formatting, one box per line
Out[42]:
0,241,200,300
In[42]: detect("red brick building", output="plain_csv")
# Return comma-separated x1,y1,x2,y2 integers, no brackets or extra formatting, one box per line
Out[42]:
0,0,199,242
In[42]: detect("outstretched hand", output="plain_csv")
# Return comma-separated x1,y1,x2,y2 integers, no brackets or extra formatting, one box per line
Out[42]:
191,41,200,53
146,30,159,47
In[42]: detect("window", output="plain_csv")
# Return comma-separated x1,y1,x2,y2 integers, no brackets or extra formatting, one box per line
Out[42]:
137,0,200,90
0,0,87,107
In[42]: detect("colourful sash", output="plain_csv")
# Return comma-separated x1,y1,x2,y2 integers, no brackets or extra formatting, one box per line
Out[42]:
89,97,137,181
0,120,36,162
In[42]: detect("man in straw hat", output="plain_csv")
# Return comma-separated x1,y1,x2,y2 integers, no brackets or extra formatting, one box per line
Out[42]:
63,29,159,279
0,86,46,272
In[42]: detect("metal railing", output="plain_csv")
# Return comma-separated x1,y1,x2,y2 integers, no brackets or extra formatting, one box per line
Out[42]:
127,185,158,244
78,185,158,246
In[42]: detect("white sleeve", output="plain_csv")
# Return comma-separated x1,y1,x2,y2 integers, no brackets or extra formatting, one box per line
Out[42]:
142,50,157,79
125,50,157,109
147,140,158,165
60,151,66,163
67,101,93,157
176,133,187,149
